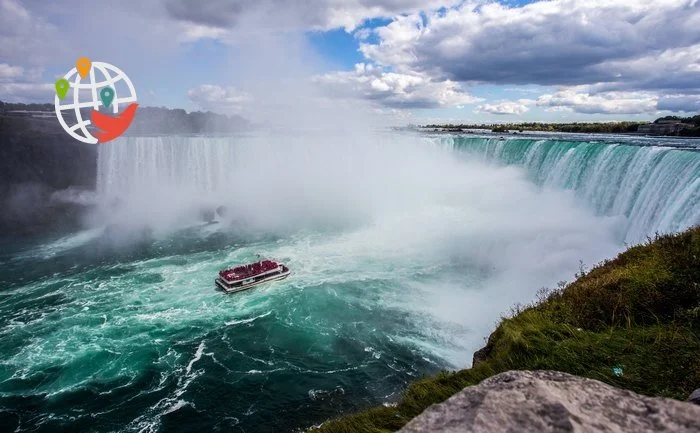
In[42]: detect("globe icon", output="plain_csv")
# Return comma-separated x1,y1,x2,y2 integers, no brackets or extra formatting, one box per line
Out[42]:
54,61,137,144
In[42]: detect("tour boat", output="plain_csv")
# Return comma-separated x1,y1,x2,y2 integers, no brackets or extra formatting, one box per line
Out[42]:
215,259,290,293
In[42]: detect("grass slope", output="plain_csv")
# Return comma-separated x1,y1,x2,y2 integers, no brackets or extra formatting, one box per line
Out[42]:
314,227,700,433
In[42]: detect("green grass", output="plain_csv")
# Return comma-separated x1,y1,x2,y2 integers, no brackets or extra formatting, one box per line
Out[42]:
313,227,700,432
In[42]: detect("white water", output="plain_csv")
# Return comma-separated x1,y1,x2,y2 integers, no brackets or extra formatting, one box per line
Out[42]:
91,133,631,365
443,136,700,243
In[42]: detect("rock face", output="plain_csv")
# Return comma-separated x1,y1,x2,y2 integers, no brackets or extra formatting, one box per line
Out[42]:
471,345,491,367
689,389,700,405
398,371,700,433
0,115,97,238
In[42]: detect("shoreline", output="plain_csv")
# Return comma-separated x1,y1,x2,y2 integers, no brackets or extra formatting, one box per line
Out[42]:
419,127,700,139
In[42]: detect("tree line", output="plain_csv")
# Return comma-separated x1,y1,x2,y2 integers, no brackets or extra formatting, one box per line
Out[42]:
423,115,700,136
0,100,249,134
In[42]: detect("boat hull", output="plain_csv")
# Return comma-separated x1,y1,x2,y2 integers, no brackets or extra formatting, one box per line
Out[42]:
215,268,290,293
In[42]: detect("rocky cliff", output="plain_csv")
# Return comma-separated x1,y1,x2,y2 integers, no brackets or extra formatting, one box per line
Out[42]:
0,115,97,239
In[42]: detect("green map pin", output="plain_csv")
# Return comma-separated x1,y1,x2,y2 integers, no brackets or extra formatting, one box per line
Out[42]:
55,78,69,99
100,87,115,109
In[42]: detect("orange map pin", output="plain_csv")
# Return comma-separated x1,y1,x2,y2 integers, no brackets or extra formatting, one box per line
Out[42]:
76,57,91,79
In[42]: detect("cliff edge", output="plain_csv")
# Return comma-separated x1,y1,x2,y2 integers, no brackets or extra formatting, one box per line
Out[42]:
313,227,700,432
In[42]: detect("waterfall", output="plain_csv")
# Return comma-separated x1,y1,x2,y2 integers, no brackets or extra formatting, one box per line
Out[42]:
97,135,700,243
445,136,700,242
97,136,249,196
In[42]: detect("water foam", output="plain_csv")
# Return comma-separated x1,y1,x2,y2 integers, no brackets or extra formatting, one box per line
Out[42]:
444,136,700,242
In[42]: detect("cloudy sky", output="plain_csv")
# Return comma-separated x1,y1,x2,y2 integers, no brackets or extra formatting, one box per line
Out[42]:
1,0,699,123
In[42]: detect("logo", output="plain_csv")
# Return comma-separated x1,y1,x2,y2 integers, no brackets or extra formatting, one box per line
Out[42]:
54,57,138,144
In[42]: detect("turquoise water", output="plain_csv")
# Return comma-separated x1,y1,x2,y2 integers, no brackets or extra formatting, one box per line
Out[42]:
0,229,454,432
1,133,697,432
444,136,700,242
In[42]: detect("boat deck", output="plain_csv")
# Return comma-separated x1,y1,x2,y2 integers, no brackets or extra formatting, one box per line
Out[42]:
216,263,290,293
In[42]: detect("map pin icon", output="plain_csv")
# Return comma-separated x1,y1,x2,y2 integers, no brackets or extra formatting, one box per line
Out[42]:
100,87,115,109
76,57,91,79
55,78,69,100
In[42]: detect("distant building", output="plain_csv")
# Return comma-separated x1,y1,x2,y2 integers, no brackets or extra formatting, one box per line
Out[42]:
638,121,694,135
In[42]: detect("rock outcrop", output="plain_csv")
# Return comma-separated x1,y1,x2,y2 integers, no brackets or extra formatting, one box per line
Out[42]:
689,389,700,405
0,115,97,238
471,344,491,367
398,371,700,433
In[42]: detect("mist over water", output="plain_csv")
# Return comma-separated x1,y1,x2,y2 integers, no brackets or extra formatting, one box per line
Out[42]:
95,133,626,347
445,136,700,243
3,127,699,432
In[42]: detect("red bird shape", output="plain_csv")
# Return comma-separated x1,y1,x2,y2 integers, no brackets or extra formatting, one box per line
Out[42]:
90,103,139,143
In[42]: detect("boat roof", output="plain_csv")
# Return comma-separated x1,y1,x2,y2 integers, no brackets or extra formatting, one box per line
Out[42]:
219,260,279,282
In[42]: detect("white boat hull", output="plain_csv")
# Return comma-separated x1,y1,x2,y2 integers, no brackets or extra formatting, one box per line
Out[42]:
215,268,290,293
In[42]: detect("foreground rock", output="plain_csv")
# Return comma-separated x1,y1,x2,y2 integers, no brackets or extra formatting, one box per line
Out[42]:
399,371,700,433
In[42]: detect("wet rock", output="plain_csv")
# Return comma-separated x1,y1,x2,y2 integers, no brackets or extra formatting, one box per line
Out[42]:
200,209,216,223
398,370,700,433
216,205,228,218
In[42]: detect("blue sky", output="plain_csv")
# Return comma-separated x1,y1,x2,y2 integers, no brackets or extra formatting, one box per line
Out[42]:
1,0,699,124
308,29,365,70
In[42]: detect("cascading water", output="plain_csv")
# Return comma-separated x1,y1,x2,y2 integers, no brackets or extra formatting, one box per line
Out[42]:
443,136,700,243
1,131,697,433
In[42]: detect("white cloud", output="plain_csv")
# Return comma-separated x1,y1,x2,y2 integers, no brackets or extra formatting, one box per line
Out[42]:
0,0,60,66
349,0,700,116
187,84,252,114
657,95,700,113
315,63,482,109
0,61,50,102
353,27,372,41
0,82,53,102
359,0,700,91
4,0,699,118
536,89,658,114
574,45,700,94
0,63,23,82
476,100,533,115
177,23,229,42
